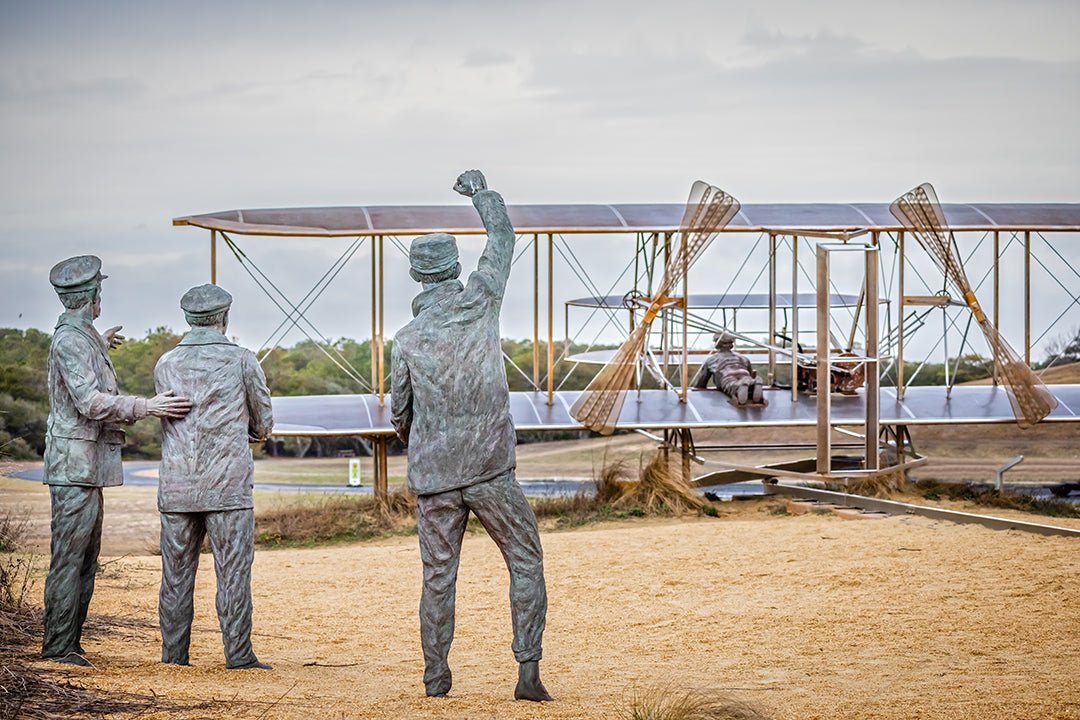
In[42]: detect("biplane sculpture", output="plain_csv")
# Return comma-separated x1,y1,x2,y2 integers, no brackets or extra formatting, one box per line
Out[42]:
173,186,1080,497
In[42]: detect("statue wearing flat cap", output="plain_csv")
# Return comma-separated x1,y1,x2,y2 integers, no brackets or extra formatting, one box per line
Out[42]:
41,255,192,666
692,332,765,406
391,171,552,701
153,284,274,670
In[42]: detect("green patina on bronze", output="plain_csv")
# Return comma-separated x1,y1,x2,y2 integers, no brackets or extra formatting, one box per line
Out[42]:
41,256,191,665
391,171,553,702
154,288,274,670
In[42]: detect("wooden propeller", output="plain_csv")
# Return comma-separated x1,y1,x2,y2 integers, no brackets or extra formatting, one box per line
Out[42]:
890,182,1056,427
571,181,740,434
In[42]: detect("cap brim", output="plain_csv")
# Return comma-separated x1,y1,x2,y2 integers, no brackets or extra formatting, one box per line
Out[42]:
413,259,458,275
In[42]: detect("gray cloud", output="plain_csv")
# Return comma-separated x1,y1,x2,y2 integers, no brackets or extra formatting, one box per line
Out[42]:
0,1,1077,362
0,72,147,106
463,49,515,68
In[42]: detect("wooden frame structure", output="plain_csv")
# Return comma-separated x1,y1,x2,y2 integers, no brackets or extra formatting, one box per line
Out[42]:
175,201,1080,501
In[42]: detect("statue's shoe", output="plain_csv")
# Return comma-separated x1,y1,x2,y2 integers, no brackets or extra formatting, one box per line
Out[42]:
515,680,554,702
515,661,553,702
736,385,749,405
425,670,452,697
229,660,272,670
752,383,763,404
47,652,92,667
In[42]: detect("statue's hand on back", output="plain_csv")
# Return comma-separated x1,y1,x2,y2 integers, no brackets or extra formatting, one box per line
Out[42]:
147,390,193,419
453,170,487,198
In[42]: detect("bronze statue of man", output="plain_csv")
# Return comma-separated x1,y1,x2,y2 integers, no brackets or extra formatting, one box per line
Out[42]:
154,284,274,670
42,255,192,666
391,170,552,702
692,332,764,405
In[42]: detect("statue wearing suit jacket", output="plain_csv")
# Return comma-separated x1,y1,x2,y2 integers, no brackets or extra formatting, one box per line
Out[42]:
42,255,191,666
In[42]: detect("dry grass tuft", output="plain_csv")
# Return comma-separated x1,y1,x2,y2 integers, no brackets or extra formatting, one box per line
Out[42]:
841,469,908,498
623,686,767,720
615,451,708,515
256,491,418,548
534,449,715,526
915,479,1080,518
0,507,29,554
0,507,196,719
594,455,636,504
381,485,417,519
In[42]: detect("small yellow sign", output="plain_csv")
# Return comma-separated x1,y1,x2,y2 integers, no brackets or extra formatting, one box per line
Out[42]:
348,458,362,487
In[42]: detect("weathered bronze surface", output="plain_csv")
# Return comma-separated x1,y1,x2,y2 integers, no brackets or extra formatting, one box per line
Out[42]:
154,285,274,669
693,332,765,406
42,256,191,666
391,171,552,701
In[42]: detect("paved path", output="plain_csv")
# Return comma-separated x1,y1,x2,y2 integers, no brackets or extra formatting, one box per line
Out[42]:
10,462,767,497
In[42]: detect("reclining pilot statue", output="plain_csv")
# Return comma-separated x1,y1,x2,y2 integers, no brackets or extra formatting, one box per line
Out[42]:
692,331,765,406
42,255,192,666
391,170,552,702
154,284,274,670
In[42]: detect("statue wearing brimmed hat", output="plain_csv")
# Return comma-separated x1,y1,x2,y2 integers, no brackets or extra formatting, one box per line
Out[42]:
391,171,552,701
42,255,192,666
153,283,274,670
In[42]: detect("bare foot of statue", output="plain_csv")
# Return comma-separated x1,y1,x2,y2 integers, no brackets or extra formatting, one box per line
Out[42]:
515,661,553,702
229,659,272,670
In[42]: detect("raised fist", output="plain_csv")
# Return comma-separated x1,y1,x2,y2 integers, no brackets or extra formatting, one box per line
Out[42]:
453,170,487,198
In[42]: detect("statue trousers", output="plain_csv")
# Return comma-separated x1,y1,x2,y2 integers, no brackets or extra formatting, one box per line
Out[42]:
416,470,547,693
158,508,257,668
42,485,103,659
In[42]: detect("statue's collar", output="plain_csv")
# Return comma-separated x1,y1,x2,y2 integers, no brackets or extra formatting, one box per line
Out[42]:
55,311,111,360
178,326,236,347
411,280,464,318
55,310,95,332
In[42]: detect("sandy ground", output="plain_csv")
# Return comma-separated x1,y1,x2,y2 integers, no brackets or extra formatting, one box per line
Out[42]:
10,506,1079,720
4,423,1079,556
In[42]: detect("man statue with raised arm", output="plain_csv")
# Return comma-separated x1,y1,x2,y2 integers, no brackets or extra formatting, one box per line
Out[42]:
391,170,552,702
42,255,192,666
154,284,274,670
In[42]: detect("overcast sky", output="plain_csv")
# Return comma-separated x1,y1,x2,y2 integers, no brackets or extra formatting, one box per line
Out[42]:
1,0,1078,369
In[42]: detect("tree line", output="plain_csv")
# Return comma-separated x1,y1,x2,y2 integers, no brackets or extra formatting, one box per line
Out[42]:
1,326,1075,461
0,327,612,460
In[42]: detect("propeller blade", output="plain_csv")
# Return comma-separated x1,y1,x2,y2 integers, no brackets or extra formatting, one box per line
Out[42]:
571,182,739,433
891,182,1056,427
570,323,649,435
659,181,741,294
